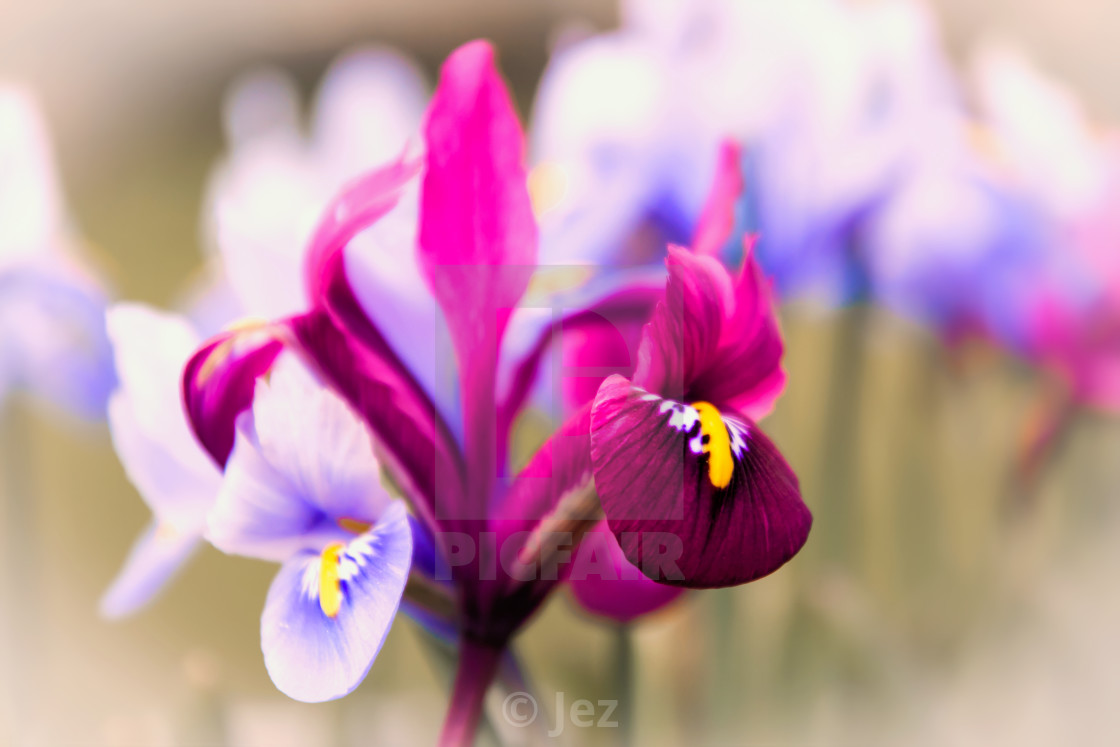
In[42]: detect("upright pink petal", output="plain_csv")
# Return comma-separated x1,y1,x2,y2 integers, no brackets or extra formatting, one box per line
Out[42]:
691,140,744,258
420,40,538,517
633,247,733,399
635,246,785,416
693,246,787,421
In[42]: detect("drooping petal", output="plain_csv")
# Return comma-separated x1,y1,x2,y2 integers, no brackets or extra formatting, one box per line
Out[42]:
207,355,393,563
107,304,219,526
420,40,538,515
103,306,221,617
261,500,412,703
100,522,200,619
254,356,392,519
207,413,346,563
182,322,285,467
590,375,811,588
568,521,684,623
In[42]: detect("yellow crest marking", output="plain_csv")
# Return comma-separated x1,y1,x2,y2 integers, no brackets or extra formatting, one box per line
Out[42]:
318,542,346,618
691,401,733,489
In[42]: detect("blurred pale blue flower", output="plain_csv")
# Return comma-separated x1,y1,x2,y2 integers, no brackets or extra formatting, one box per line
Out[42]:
0,85,115,419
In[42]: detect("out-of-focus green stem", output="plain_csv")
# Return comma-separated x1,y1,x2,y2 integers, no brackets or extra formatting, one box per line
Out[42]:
613,624,634,747
2,403,40,745
1005,387,1080,522
817,302,871,565
706,589,736,738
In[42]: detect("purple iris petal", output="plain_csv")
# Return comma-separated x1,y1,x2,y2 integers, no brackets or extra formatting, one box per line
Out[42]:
591,376,811,588
102,305,221,617
208,414,348,562
107,304,219,528
261,500,412,703
182,324,284,467
419,40,538,517
252,356,391,520
207,355,393,563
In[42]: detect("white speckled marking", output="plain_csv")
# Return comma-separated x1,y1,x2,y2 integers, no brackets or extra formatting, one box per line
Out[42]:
726,418,750,458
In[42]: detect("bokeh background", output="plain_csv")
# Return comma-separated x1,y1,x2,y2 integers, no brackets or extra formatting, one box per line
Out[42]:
4,0,1120,744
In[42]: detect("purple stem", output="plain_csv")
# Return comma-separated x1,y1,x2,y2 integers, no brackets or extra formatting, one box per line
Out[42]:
438,637,503,747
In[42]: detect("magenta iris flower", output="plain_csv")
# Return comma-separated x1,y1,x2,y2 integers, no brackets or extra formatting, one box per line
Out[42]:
177,40,809,743
589,244,808,587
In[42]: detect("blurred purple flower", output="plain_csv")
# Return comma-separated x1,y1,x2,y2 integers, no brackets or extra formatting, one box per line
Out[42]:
967,47,1120,411
0,85,115,419
532,0,947,305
